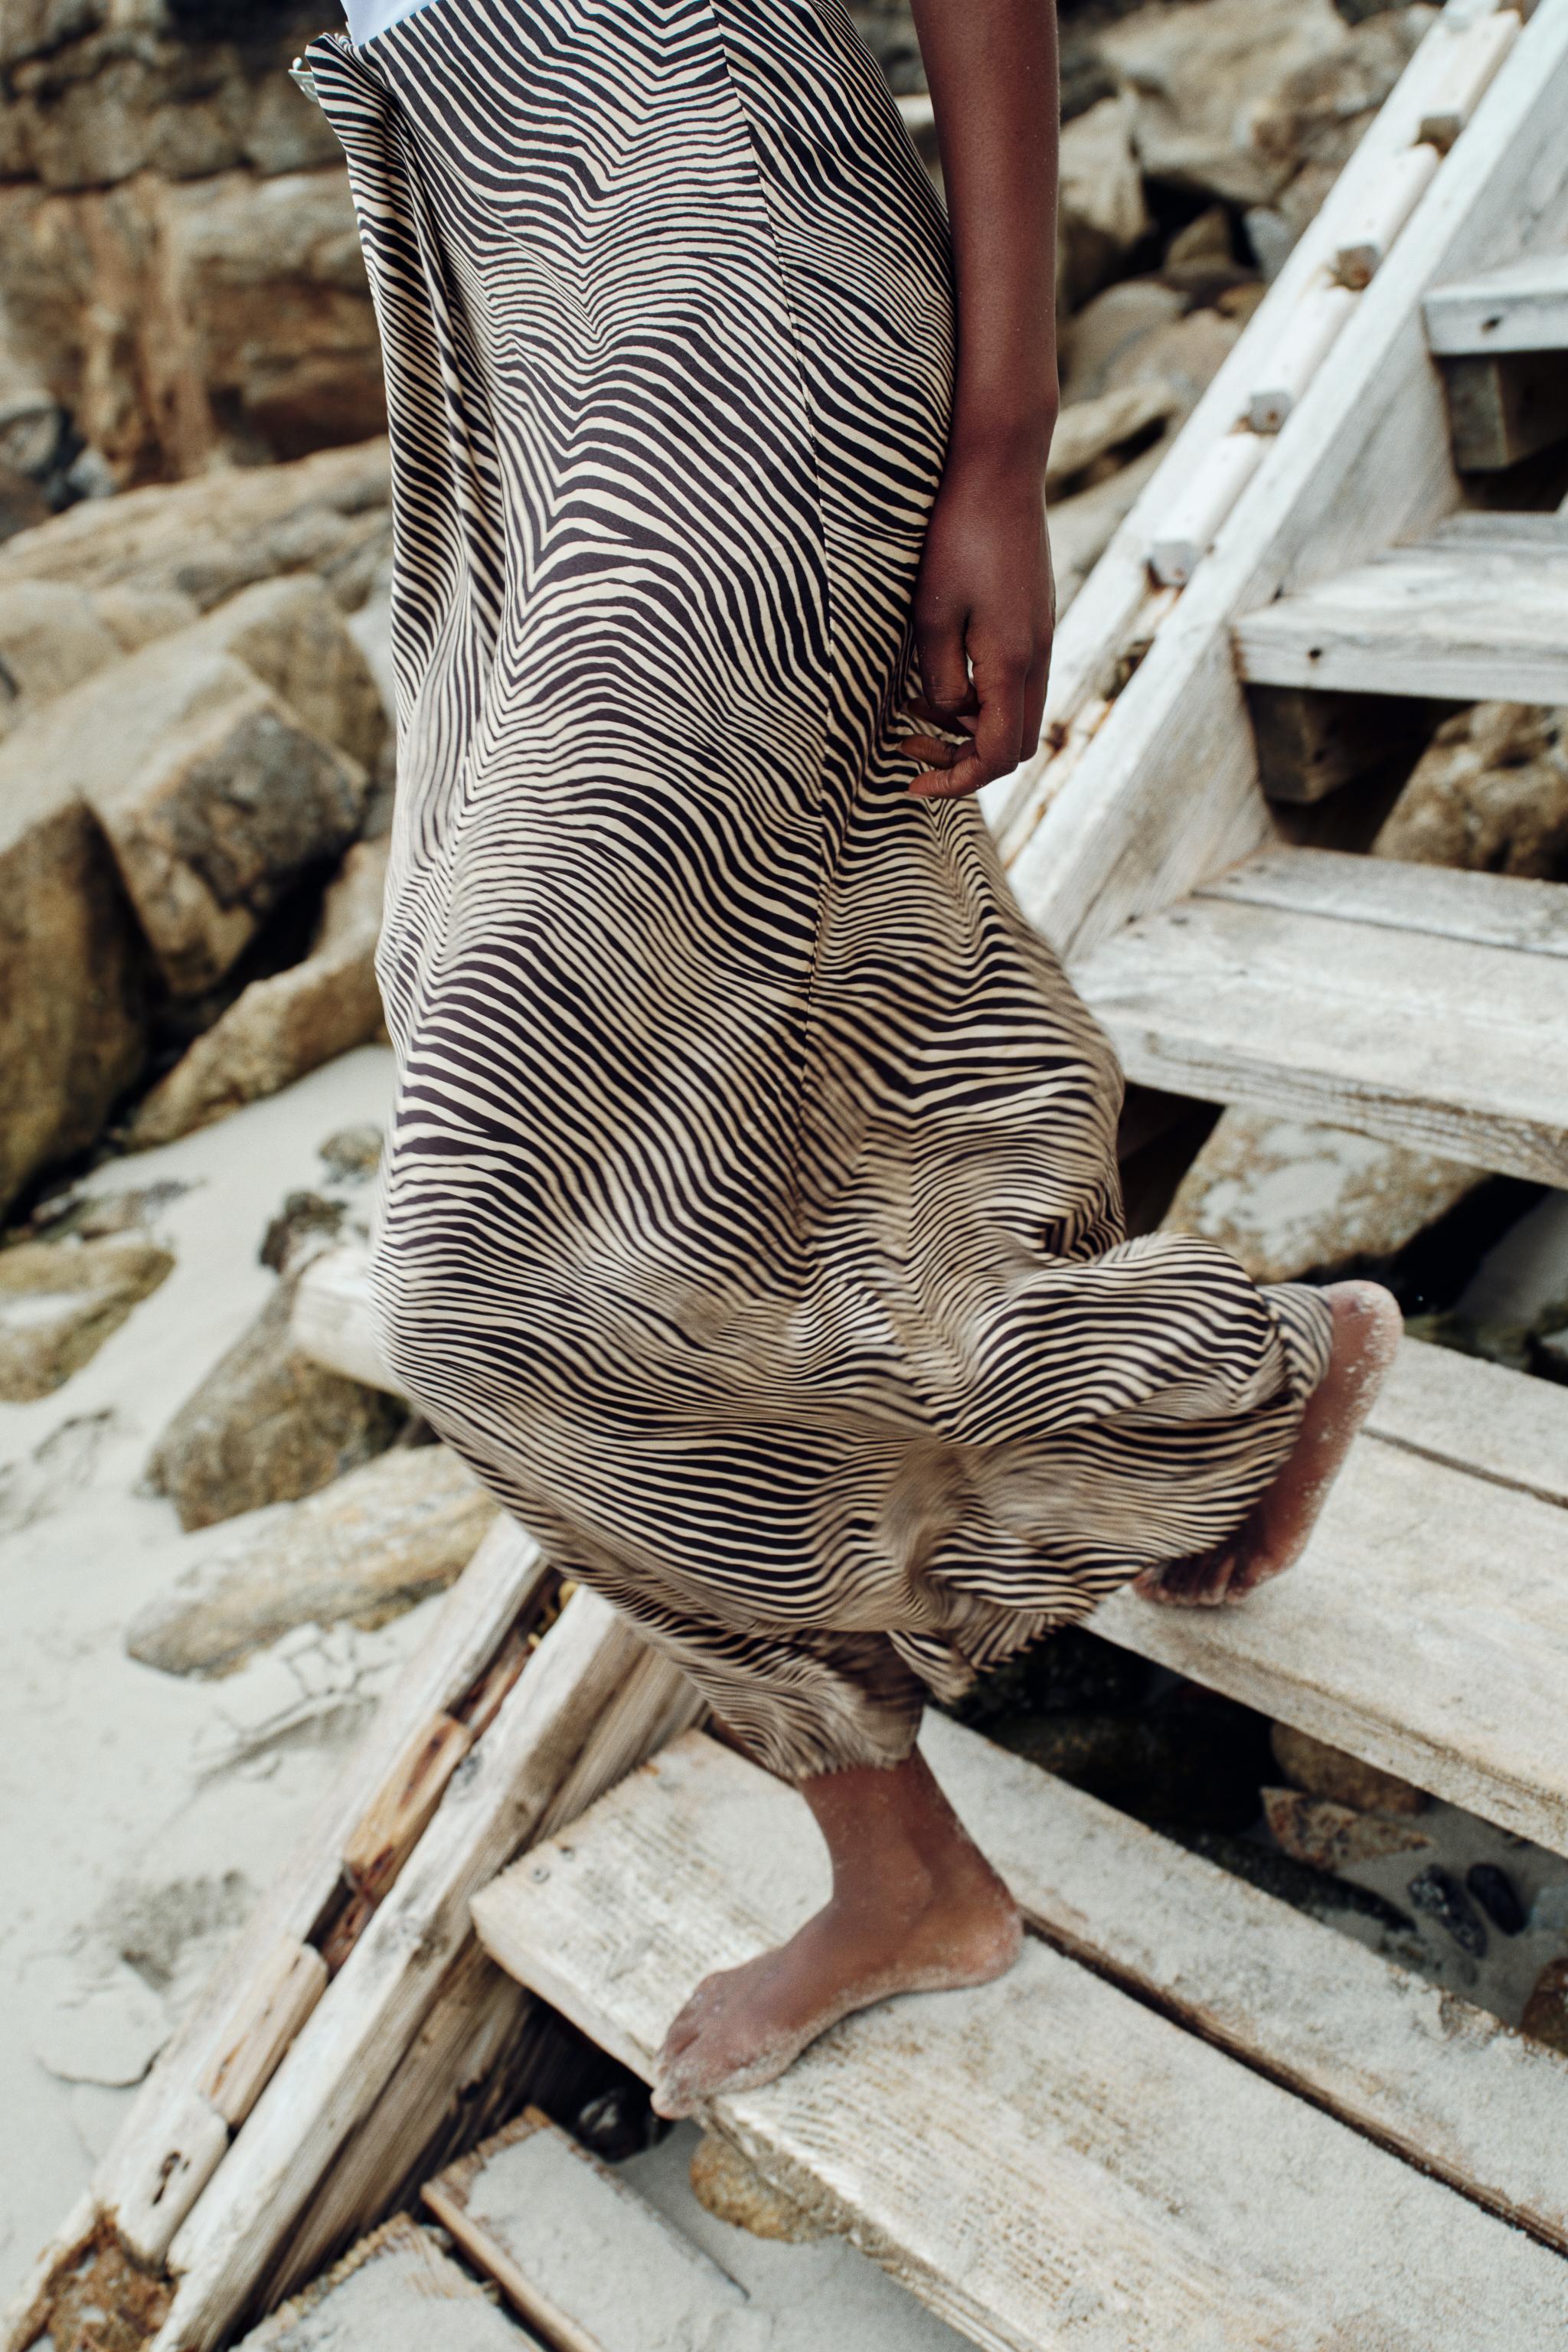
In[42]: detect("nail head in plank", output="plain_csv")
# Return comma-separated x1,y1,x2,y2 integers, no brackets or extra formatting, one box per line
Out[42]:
473,1733,1568,2352
921,1712,1568,2256
1426,248,1568,352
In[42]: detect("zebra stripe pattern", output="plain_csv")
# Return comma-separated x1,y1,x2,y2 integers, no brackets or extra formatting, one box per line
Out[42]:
310,0,1334,1781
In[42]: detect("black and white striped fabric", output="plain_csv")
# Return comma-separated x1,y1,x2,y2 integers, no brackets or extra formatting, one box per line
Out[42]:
311,0,1333,1780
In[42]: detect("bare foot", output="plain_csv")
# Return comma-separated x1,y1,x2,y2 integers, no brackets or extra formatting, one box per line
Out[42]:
1133,1279,1403,1609
652,1749,1022,2118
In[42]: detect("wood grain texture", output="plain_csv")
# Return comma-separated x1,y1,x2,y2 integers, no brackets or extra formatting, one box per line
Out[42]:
1426,247,1568,350
1094,1426,1568,1851
1196,844,1568,957
920,1712,1568,2255
1069,864,1568,1181
151,1594,686,2352
473,1732,1568,2352
1233,530,1568,700
1367,1335,1568,1508
1006,0,1568,961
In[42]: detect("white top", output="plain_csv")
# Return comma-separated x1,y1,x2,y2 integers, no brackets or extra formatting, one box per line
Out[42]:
341,0,438,44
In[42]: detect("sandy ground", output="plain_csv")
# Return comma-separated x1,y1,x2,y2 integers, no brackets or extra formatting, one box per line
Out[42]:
0,1047,419,2307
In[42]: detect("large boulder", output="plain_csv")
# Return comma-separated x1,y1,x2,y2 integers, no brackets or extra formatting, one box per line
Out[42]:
128,1445,498,1676
1100,0,1350,207
146,1266,408,1531
1374,703,1568,880
0,1232,173,1400
0,435,391,613
1058,94,1151,309
128,838,388,1146
178,572,388,773
0,761,147,1215
0,577,123,736
1163,1106,1485,1285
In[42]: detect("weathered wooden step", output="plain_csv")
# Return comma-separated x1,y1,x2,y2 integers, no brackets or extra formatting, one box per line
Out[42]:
238,2215,534,2350
1233,514,1568,702
1425,249,1568,354
1092,1334,1568,1854
472,1731,1568,2352
1068,844,1568,1182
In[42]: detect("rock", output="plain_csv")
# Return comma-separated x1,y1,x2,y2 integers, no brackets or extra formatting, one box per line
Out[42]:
1058,94,1151,307
1050,436,1170,612
127,841,389,1146
0,736,146,1214
1060,279,1187,403
0,435,391,613
1100,0,1349,207
319,1124,384,1184
0,456,51,541
0,1233,173,1401
1163,1106,1486,1284
1270,1723,1431,1816
1097,305,1243,415
0,635,369,997
1407,1864,1488,1958
1173,1825,1416,1935
689,2132,825,2243
178,573,389,773
127,1445,497,1677
1253,5,1435,181
259,1191,349,1278
1047,380,1181,495
146,1271,407,1532
1465,1862,1525,1937
0,579,123,733
1262,1788,1431,1873
1521,1958,1568,2056
95,582,202,652
1374,703,1568,880
31,1957,170,2089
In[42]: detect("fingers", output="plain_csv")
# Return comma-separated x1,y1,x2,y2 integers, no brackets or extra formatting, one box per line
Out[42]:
915,599,972,727
908,645,1027,799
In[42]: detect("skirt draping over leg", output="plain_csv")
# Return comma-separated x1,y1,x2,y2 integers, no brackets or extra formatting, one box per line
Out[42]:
310,0,1334,1784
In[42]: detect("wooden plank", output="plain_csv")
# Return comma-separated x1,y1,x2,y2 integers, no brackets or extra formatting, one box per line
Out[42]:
982,0,1524,861
1426,248,1568,351
290,1246,400,1393
201,1942,328,2129
1439,346,1568,466
423,2109,746,2352
1244,685,1438,802
1233,532,1568,701
472,1733,1568,2352
1195,844,1568,959
239,2215,534,2351
1005,0,1568,962
1070,885,1568,1182
1094,1426,1568,1851
1332,141,1443,289
94,1517,549,2259
1367,1335,1568,1508
1414,2,1523,149
149,1593,692,2352
920,1713,1568,2256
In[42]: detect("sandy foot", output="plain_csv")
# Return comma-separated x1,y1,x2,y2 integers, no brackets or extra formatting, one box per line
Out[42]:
1133,1279,1404,1609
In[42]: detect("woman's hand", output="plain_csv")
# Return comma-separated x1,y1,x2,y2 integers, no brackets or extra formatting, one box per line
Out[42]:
898,435,1056,800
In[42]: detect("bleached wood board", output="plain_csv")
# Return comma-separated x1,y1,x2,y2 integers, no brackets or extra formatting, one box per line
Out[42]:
472,1733,1568,2352
150,1593,692,2352
1070,881,1568,1183
290,1246,400,1393
1425,247,1568,350
423,2109,746,2352
1094,1427,1568,1851
982,0,1525,858
95,1517,547,2259
921,1713,1568,2255
1196,844,1568,959
1233,531,1568,701
1368,1335,1568,1510
1007,0,1568,960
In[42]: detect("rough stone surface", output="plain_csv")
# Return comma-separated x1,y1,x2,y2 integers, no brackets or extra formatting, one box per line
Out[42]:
1262,1788,1431,1873
689,2131,825,2243
128,838,388,1145
1,631,369,996
0,1233,173,1401
0,435,390,612
1253,5,1435,182
1521,1958,1568,2057
1047,379,1180,495
1060,279,1188,403
0,577,122,731
178,570,387,771
1271,1722,1432,1817
1374,703,1568,880
1058,93,1150,307
1100,0,1350,206
1162,1106,1486,1284
0,757,147,1214
145,1271,408,1533
128,1444,497,1677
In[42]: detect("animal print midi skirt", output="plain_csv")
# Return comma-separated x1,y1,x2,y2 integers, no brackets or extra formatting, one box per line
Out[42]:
311,0,1334,1780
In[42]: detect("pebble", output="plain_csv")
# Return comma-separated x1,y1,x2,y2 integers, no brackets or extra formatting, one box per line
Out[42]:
1465,1862,1525,1937
1406,1865,1488,1958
